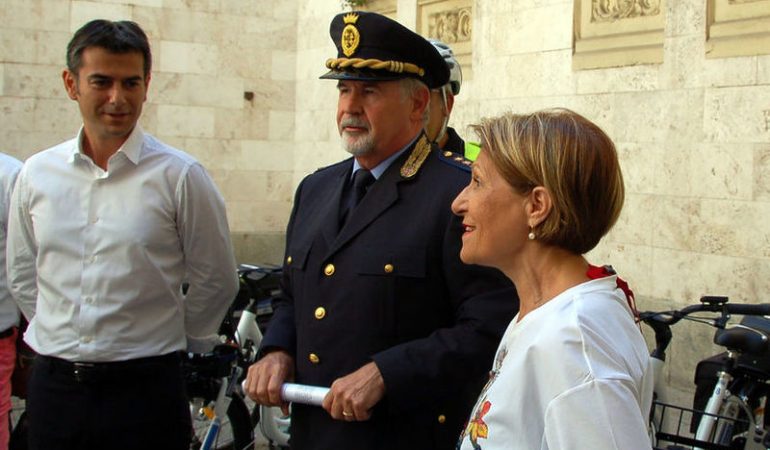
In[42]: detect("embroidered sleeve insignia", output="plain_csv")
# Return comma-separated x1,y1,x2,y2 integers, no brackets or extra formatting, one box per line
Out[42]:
400,135,431,178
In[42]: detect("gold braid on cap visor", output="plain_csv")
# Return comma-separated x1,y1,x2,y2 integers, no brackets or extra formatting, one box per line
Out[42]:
326,58,425,77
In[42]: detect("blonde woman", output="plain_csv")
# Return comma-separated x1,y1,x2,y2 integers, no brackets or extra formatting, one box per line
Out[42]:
452,109,652,450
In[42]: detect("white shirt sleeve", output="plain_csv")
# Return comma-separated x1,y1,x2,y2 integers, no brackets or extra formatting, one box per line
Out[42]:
6,168,39,320
176,163,238,353
544,378,652,450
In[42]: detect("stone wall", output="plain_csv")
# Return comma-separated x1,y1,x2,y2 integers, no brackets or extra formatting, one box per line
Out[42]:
3,0,770,400
0,0,297,264
298,0,770,399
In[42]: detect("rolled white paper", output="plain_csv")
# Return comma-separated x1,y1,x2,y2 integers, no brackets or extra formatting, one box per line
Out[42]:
240,381,330,406
281,383,330,406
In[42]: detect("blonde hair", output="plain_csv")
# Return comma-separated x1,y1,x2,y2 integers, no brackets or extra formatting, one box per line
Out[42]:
471,108,624,254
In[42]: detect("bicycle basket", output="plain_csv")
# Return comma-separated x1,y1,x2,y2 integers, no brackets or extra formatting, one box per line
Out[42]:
651,400,749,450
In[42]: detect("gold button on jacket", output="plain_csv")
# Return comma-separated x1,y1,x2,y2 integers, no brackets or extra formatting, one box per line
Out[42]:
437,414,446,424
314,307,326,319
266,132,519,449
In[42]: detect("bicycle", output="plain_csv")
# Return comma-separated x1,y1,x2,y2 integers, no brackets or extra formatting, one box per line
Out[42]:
185,263,290,450
232,263,290,449
8,263,289,450
185,344,254,450
641,295,770,450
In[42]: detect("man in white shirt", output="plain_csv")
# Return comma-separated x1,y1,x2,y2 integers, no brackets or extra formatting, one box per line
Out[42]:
0,151,22,450
6,20,238,450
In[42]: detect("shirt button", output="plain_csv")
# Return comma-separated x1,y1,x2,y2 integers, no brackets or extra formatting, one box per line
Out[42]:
84,297,93,304
437,414,446,424
309,353,320,364
384,263,394,274
81,336,92,344
314,307,326,320
91,217,99,224
324,264,335,276
286,256,293,265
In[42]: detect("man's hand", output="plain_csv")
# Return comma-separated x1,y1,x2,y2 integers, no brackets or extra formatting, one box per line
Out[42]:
322,361,386,422
244,350,295,416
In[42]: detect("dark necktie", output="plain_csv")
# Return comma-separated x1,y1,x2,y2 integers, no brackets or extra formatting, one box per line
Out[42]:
350,169,375,208
340,168,375,225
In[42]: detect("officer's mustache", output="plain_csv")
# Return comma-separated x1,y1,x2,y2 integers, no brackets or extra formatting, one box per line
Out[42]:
340,118,369,131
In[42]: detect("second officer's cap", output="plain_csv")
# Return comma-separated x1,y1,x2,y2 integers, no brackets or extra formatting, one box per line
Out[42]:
320,11,449,89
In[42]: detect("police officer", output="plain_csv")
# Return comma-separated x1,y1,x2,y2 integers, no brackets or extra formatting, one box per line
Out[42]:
425,39,480,161
244,12,517,450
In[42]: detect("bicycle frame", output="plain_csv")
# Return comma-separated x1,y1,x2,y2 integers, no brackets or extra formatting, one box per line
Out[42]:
234,298,291,448
198,373,235,450
642,297,770,450
233,264,291,448
695,368,734,449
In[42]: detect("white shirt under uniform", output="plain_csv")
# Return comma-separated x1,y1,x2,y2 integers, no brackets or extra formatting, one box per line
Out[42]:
457,276,653,450
6,125,238,361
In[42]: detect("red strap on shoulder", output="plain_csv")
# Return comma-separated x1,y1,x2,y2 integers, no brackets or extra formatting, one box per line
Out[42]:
586,264,639,321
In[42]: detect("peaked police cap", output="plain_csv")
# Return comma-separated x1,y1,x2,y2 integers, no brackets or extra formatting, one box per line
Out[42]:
320,12,449,89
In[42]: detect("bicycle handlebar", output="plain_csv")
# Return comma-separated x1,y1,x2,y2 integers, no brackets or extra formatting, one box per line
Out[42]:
640,299,770,360
721,303,770,316
640,301,770,327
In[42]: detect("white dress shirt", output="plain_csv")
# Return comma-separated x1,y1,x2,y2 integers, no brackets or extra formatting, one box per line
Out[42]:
6,125,238,361
0,152,22,333
458,276,653,450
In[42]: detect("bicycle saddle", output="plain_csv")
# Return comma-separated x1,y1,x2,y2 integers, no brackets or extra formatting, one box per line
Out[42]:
714,324,770,356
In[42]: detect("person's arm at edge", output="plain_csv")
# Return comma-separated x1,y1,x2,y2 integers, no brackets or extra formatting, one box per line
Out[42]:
178,162,239,353
257,177,305,357
6,165,38,320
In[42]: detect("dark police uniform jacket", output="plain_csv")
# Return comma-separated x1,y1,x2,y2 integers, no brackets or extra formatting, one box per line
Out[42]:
262,134,518,450
442,127,465,155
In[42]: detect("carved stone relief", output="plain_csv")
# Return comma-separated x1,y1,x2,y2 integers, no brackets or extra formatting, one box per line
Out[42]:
426,7,471,44
574,0,666,70
707,0,770,58
592,0,661,22
417,0,473,76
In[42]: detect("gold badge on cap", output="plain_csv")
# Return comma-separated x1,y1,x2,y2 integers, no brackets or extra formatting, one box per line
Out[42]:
341,13,360,57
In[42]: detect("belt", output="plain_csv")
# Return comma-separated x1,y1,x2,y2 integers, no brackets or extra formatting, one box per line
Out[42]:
39,352,182,384
0,327,15,339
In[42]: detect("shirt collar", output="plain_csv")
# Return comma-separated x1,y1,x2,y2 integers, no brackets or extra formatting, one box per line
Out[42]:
351,132,420,180
68,125,144,166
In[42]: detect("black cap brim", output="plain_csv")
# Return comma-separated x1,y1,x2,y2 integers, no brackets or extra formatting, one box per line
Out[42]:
319,68,417,83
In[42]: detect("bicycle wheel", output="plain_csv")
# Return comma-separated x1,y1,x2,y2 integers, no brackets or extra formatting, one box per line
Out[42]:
190,394,254,450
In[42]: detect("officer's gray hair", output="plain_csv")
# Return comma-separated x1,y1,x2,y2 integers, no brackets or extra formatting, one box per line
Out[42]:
399,78,430,126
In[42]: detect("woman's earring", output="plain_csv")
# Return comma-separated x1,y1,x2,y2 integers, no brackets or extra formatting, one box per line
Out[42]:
528,228,536,240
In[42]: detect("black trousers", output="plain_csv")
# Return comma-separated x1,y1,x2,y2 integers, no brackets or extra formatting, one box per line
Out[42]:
27,353,191,450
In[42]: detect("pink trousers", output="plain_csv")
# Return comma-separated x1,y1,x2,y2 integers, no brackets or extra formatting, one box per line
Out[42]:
0,328,17,450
